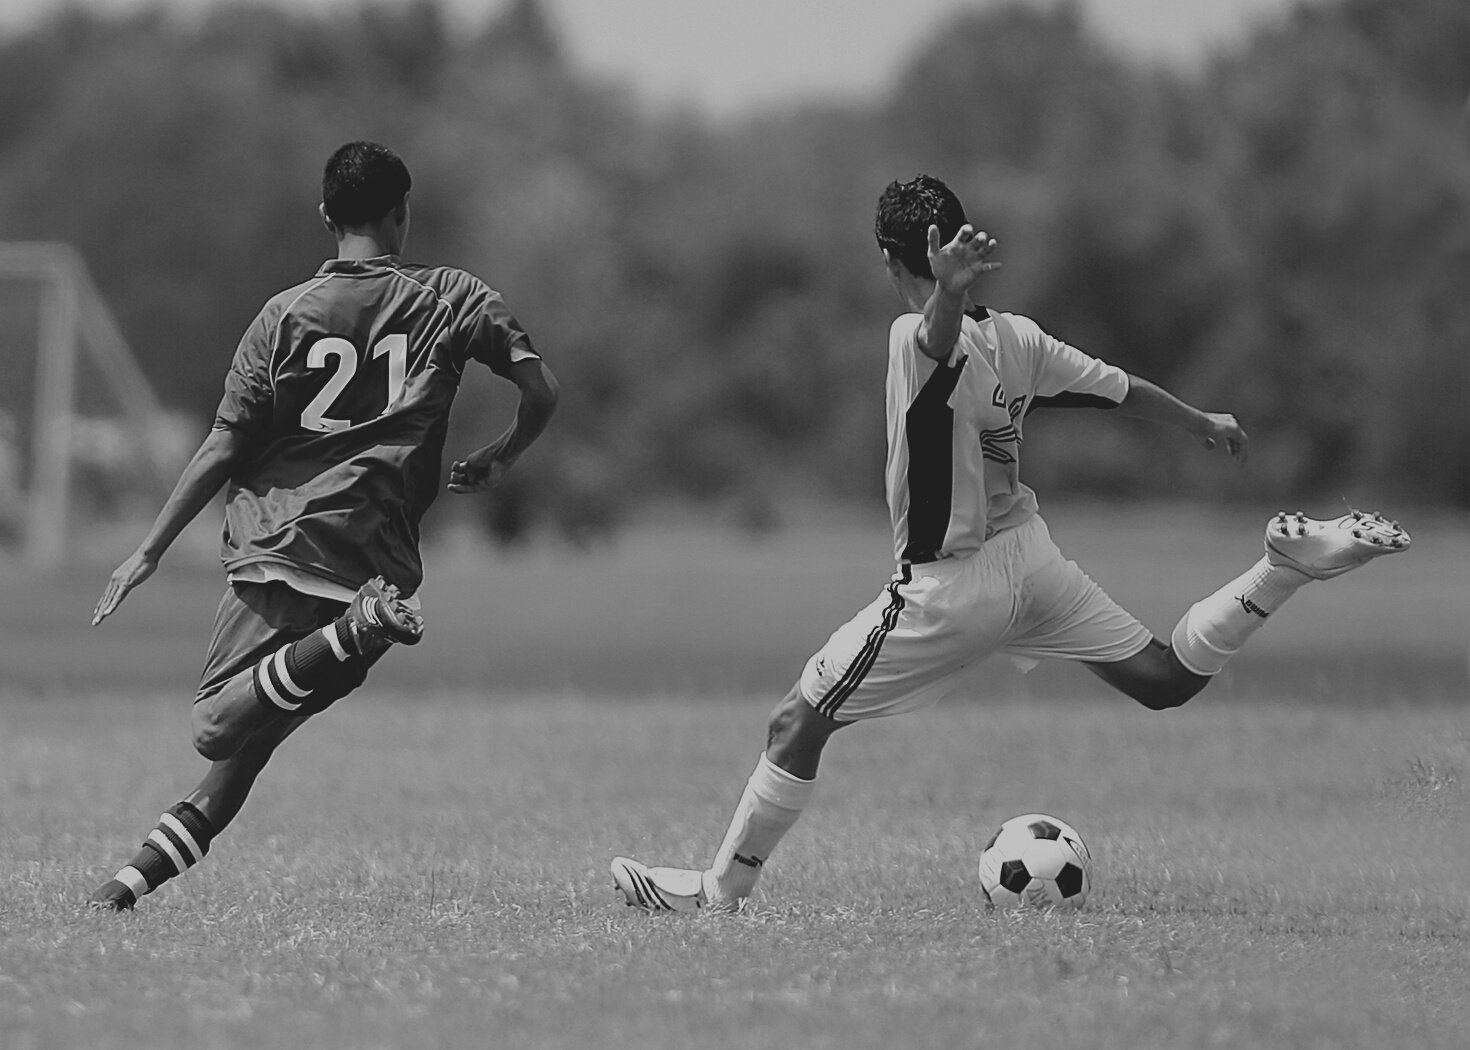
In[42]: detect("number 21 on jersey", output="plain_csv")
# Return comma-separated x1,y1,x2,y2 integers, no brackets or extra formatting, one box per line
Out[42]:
300,333,408,433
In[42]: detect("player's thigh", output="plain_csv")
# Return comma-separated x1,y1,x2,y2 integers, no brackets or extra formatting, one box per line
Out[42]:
798,560,1010,722
1004,552,1153,668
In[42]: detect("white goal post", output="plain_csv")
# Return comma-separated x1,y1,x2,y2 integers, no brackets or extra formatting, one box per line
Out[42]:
0,243,175,567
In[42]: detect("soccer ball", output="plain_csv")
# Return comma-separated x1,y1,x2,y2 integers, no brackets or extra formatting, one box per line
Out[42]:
978,813,1092,910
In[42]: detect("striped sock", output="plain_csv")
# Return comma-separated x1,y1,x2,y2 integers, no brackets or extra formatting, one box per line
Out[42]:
252,620,358,715
110,802,215,905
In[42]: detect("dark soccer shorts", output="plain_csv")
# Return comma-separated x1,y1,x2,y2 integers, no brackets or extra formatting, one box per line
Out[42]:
194,581,379,707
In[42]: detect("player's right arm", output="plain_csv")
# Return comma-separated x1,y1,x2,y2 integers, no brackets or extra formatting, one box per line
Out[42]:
917,224,1000,361
92,425,252,625
94,307,276,625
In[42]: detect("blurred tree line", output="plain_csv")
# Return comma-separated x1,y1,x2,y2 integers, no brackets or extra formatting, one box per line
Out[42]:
0,0,1465,544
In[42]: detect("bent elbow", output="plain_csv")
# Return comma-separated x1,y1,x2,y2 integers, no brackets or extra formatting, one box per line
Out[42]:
531,369,560,413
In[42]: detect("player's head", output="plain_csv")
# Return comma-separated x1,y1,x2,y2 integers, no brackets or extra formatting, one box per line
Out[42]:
874,174,969,281
320,141,412,247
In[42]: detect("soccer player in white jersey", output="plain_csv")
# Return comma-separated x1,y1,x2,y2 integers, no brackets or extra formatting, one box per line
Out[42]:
611,173,1409,914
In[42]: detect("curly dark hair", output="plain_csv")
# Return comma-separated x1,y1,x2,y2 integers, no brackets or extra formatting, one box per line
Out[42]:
322,141,412,227
874,174,969,281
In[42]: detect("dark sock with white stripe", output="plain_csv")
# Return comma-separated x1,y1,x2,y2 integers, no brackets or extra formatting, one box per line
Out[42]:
109,802,215,905
252,620,359,715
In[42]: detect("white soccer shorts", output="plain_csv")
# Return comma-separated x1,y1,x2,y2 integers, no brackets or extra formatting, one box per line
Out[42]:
798,515,1153,721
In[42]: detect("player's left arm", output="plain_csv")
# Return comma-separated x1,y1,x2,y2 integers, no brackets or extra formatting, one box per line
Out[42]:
1017,313,1247,464
1115,373,1248,464
448,358,560,494
92,425,254,625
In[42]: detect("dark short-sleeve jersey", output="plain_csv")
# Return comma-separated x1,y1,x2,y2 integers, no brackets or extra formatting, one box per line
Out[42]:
213,255,538,594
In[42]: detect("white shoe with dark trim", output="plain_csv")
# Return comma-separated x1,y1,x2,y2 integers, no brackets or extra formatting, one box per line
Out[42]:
611,857,740,914
1264,509,1410,580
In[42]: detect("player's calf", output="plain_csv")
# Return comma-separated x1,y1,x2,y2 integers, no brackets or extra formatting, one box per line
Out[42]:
1086,640,1207,711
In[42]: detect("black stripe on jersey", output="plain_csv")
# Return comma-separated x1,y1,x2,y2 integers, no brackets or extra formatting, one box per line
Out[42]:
816,565,910,719
901,356,967,564
1025,392,1121,415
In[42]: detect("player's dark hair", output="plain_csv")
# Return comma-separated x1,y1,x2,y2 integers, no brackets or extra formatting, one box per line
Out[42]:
874,174,969,281
322,141,412,227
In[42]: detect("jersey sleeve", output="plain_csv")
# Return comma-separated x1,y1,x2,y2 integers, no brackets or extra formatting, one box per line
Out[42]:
212,307,276,437
461,284,540,378
1005,312,1129,406
887,314,926,400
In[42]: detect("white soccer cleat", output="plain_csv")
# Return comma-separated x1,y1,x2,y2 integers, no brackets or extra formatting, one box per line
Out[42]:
1264,509,1410,580
610,857,738,914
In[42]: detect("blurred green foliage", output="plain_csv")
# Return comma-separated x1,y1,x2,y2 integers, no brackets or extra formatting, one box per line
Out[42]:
0,0,1466,542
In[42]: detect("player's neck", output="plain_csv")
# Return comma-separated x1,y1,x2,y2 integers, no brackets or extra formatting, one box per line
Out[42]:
335,232,399,261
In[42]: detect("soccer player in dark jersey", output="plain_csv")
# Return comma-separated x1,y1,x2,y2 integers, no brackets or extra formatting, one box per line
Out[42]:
611,173,1408,913
86,141,558,910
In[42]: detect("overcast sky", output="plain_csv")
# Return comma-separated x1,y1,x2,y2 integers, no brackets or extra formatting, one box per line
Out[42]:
2,0,1312,116
540,0,1310,115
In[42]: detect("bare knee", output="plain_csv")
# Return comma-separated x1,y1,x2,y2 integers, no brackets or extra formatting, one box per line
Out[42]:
1088,642,1209,712
764,688,846,778
765,692,805,744
1131,675,1206,711
766,690,835,744
191,702,239,761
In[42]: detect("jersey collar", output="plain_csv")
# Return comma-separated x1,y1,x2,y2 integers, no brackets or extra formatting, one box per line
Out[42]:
317,255,401,276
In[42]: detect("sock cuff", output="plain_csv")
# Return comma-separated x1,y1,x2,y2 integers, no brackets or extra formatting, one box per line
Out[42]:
752,752,817,811
113,865,149,899
1169,613,1228,677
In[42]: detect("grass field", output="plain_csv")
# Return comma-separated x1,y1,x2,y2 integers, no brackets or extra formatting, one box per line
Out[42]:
2,508,1468,1049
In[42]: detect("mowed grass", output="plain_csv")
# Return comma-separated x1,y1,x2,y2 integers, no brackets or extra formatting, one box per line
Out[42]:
1,509,1468,1048
3,690,1470,1050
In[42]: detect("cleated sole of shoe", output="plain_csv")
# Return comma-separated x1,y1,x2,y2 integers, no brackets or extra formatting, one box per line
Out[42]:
1264,509,1410,580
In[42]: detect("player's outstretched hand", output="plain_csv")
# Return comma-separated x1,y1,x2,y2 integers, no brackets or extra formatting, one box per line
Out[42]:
447,441,518,494
1198,412,1248,464
92,549,158,626
928,223,1001,296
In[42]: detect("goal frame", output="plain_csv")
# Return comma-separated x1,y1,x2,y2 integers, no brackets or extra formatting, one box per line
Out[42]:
0,243,171,567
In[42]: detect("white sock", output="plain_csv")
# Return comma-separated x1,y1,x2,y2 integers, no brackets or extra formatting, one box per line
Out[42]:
1170,556,1311,675
705,753,816,901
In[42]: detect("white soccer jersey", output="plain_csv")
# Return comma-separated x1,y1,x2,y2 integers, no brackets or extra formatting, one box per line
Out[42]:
885,308,1129,563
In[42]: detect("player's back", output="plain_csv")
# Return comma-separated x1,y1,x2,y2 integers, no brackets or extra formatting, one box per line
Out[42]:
215,255,536,593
